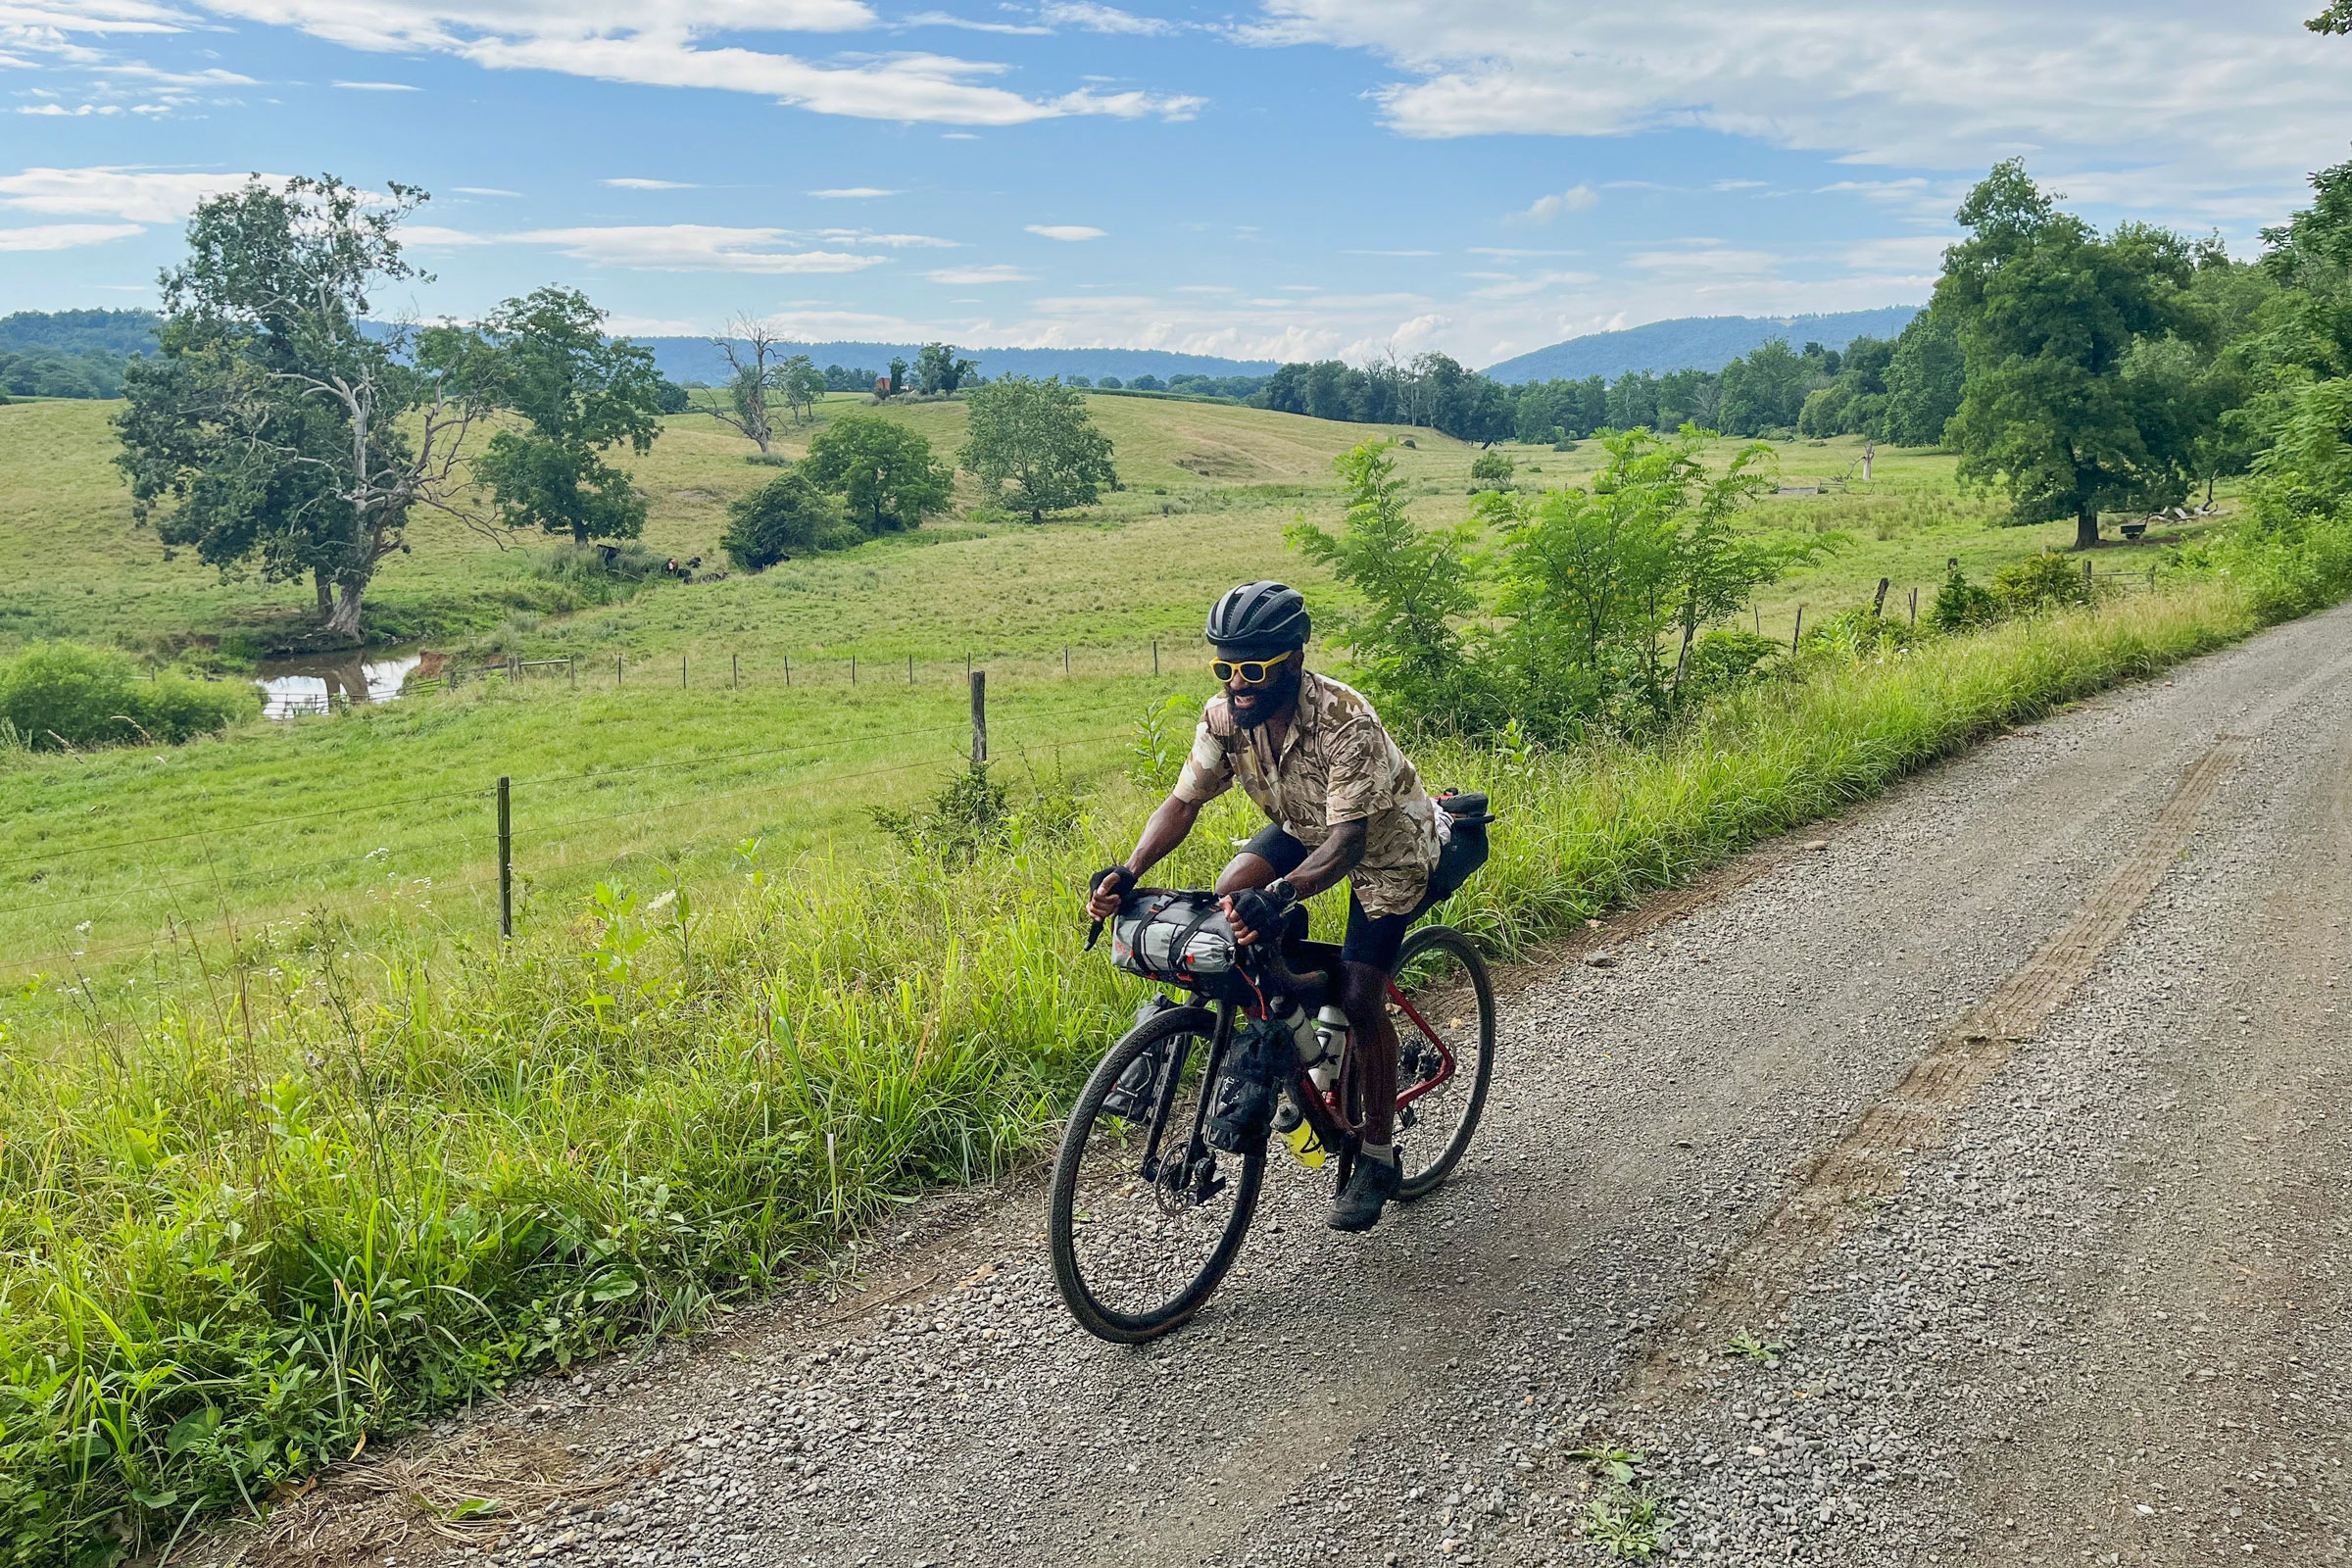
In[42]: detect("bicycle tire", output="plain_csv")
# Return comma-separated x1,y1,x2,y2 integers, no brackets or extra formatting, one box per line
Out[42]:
1049,1004,1265,1344
1390,925,1495,1200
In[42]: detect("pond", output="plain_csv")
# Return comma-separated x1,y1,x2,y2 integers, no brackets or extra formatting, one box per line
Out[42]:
253,651,424,719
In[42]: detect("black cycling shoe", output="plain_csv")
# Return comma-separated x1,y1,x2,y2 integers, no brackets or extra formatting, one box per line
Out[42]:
1328,1149,1401,1232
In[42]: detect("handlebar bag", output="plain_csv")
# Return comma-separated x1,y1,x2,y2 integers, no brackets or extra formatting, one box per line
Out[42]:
1111,890,1239,984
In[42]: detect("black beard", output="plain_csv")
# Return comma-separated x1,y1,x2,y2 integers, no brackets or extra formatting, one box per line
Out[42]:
1228,665,1299,729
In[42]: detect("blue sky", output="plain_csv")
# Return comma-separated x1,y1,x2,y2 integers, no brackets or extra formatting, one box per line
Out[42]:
3,1,2349,367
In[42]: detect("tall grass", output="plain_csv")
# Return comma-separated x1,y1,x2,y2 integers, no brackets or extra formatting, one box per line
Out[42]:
0,558,2323,1563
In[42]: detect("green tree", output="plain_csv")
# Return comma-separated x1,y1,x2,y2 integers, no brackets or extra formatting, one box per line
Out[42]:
1494,426,1791,730
776,353,826,424
2258,153,2352,381
115,174,497,641
1288,439,1487,726
957,375,1120,522
2310,1,2351,32
1469,449,1516,488
801,415,954,534
469,286,662,545
913,341,978,395
1936,160,2202,549
719,469,853,570
1716,338,1817,435
1883,310,1966,447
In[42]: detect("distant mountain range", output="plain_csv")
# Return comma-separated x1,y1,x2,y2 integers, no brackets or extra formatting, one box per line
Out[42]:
1481,308,1925,383
636,339,1277,385
3,307,1935,396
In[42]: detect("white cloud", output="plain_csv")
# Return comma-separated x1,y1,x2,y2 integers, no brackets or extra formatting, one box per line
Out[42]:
927,263,1032,282
603,176,699,189
18,102,122,115
1247,1,2352,216
0,220,145,250
159,1,1202,124
510,223,889,272
902,10,1052,34
808,186,900,198
0,166,271,223
452,185,522,196
1026,222,1104,240
332,78,416,89
1038,1,1174,34
812,228,956,246
400,223,490,246
1506,183,1595,223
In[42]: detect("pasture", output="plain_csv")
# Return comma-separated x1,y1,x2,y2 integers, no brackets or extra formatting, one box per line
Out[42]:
0,390,2215,996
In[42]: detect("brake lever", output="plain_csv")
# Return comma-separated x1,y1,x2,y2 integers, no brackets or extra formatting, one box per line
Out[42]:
1085,916,1106,952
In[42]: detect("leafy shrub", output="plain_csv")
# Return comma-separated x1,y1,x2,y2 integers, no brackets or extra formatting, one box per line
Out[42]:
1991,553,2097,615
1469,449,1516,488
871,760,1084,867
1931,565,2001,630
1676,628,1783,700
720,470,860,571
0,643,255,749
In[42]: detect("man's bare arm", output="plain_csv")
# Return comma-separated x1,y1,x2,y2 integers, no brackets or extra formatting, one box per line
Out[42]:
1086,794,1201,917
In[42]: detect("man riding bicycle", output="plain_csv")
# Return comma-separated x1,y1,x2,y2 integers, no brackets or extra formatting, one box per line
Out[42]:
1086,581,1449,1233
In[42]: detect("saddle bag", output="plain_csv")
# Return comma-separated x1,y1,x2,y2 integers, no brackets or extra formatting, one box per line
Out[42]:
1426,791,1494,905
1109,890,1239,985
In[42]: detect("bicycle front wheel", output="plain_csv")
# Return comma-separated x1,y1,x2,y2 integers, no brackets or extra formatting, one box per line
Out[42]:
1389,925,1495,1200
1049,1004,1265,1344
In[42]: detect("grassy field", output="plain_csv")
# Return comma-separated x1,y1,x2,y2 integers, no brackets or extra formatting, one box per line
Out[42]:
0,393,2228,994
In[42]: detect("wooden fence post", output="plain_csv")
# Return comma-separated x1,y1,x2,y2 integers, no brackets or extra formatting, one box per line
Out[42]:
851,655,857,685
1791,606,1804,651
1063,646,1071,676
1909,588,1919,626
908,655,914,685
681,656,687,690
784,655,791,687
616,657,622,686
1152,638,1159,676
496,775,513,943
970,670,988,764
1872,576,1890,617
732,654,739,689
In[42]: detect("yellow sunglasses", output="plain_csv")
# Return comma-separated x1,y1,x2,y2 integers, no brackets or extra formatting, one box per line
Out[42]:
1209,649,1294,685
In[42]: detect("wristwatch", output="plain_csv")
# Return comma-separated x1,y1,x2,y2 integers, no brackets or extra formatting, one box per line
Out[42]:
1264,877,1299,909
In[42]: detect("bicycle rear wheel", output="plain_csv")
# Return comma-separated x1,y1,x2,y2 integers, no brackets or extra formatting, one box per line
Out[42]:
1389,925,1495,1200
1049,1004,1265,1343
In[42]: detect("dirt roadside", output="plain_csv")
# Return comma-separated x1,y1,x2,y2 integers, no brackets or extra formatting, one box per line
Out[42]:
197,601,2352,1568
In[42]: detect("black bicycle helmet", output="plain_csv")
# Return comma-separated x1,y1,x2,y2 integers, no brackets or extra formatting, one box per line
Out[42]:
1205,580,1310,655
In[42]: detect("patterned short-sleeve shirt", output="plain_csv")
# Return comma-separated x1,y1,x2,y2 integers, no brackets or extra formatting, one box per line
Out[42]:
1171,670,1443,917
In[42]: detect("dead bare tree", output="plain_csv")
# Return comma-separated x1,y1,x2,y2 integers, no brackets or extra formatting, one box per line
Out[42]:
698,316,786,454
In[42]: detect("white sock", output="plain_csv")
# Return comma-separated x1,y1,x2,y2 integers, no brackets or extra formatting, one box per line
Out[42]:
1360,1141,1396,1165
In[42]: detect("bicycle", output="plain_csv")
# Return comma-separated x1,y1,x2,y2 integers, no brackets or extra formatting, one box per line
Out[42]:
1049,900,1496,1344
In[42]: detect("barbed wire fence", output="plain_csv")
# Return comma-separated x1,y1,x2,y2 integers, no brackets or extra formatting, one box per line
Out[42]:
0,673,1150,981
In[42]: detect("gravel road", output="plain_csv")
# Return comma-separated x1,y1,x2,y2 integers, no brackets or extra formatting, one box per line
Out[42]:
220,602,2352,1568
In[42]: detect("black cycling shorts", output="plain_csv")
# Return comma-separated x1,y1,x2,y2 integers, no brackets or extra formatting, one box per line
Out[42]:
1238,822,1440,974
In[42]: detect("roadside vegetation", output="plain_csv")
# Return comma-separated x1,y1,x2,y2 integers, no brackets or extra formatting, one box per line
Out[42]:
7,151,2352,1563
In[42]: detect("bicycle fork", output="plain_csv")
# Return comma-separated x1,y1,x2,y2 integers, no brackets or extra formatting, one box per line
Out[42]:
1138,1004,1235,1205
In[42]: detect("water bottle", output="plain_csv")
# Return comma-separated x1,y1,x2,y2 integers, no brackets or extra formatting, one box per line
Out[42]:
1312,1004,1350,1072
